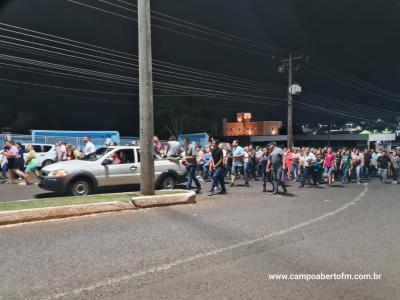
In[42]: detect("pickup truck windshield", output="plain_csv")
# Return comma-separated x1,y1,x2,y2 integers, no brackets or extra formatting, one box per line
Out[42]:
81,147,113,161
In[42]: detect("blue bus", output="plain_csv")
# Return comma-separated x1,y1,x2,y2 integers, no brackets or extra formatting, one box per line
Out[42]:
31,130,120,148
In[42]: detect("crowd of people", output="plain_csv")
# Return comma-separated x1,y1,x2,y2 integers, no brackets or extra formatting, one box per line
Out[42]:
0,140,38,185
53,137,96,162
0,137,96,185
1,135,399,196
161,136,400,196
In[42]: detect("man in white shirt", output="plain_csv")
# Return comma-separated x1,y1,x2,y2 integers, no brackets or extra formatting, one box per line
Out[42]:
56,141,67,162
299,147,317,188
82,137,96,156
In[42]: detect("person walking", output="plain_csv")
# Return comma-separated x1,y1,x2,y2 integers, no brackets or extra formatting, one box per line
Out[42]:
284,148,295,182
267,142,287,194
340,149,352,184
3,140,18,184
363,149,372,178
323,148,335,185
0,146,8,180
260,147,272,193
391,150,400,184
230,140,248,187
299,147,317,188
351,149,363,184
225,144,233,179
371,149,379,177
378,151,391,183
255,146,263,178
208,141,226,195
15,144,38,185
244,146,255,182
183,138,201,194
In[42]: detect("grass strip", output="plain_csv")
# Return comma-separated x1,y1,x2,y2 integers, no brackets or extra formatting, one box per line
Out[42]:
0,190,186,212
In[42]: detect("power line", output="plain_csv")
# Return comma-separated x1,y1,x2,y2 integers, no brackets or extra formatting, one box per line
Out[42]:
310,60,400,99
116,0,291,54
67,0,277,58
0,56,286,102
0,40,286,95
302,97,398,121
305,92,400,118
304,66,400,103
97,0,288,55
0,22,283,89
0,78,136,95
0,32,287,95
0,76,288,109
296,100,397,126
0,24,286,93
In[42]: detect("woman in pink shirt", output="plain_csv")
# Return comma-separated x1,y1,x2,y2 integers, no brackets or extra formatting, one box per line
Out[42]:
323,148,336,185
3,140,19,184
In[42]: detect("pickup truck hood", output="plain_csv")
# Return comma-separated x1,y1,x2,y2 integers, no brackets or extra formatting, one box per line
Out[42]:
42,160,95,172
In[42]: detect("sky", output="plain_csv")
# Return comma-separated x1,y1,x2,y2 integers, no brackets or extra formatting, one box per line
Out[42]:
1,0,400,135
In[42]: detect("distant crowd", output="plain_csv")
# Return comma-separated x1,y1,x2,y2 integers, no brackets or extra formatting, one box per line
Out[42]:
159,136,400,195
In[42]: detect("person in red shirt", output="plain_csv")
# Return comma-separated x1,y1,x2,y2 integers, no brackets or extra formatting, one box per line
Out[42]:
284,149,294,181
323,148,336,185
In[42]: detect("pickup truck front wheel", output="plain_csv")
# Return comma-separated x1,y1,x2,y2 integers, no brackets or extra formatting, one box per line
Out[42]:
156,174,176,190
69,179,92,196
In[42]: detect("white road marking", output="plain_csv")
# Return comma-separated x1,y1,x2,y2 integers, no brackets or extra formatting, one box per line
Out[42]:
44,183,369,300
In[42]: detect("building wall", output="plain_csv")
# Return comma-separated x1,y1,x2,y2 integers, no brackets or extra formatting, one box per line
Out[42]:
224,120,282,137
262,121,282,136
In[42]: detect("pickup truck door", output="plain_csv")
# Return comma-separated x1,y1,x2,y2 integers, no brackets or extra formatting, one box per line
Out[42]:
98,149,140,186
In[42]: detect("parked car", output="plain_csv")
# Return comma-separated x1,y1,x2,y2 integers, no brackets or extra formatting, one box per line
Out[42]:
0,143,56,169
38,146,187,196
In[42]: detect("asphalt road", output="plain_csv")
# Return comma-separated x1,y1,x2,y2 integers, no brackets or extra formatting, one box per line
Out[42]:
0,182,185,202
0,180,399,299
0,182,142,202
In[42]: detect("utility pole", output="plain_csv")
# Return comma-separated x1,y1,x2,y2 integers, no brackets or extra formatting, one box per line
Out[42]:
138,0,155,195
279,54,303,149
287,53,293,149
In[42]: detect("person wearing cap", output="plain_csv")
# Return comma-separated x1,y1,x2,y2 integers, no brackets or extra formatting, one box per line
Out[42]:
267,142,287,194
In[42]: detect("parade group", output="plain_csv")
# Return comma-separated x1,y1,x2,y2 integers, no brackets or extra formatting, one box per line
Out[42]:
1,136,399,196
158,136,400,196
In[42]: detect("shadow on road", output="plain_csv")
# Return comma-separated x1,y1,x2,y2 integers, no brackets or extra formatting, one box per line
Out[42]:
33,184,188,199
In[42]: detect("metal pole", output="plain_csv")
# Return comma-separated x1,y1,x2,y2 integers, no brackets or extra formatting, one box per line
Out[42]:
287,53,293,149
328,120,332,147
138,0,155,195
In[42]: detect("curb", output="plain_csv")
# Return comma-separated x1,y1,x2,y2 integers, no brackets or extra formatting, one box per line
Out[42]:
0,201,135,226
0,191,197,226
132,190,196,208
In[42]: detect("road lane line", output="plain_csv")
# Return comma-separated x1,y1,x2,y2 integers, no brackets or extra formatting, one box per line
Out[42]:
44,183,369,300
